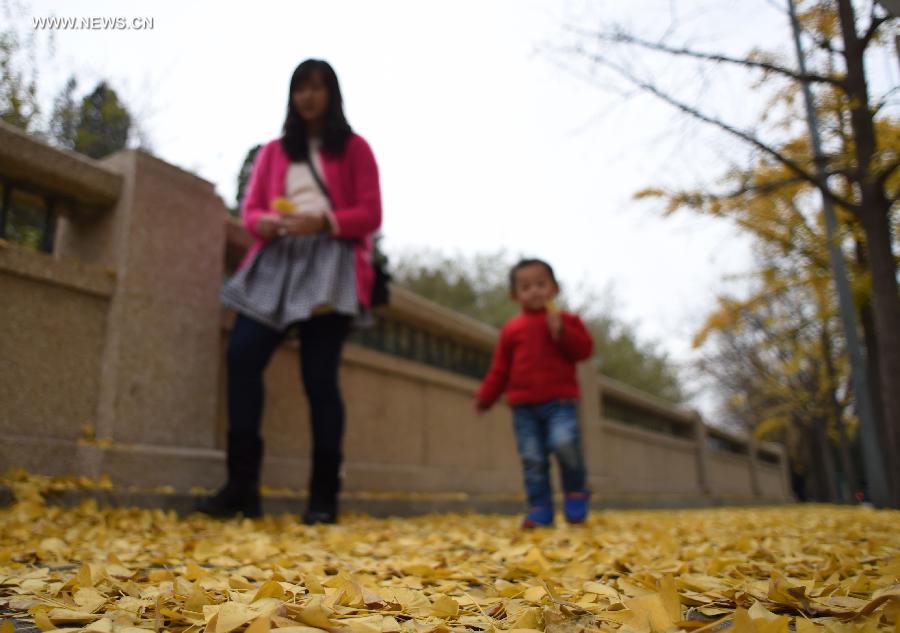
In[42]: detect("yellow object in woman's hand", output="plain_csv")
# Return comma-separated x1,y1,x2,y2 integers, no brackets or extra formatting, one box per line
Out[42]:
272,197,297,214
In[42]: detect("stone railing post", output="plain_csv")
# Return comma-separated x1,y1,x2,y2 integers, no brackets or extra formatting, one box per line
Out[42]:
577,361,607,488
691,411,712,498
747,438,762,498
762,442,793,501
55,150,227,486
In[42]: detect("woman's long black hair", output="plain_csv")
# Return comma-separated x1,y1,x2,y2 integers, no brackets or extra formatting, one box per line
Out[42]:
281,59,352,162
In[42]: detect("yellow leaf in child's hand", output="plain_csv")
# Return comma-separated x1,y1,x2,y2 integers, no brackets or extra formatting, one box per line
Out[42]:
545,300,559,313
1,620,14,633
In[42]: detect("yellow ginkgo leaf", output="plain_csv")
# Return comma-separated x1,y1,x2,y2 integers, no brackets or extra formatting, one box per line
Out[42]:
252,580,285,603
214,602,261,633
272,197,297,214
429,595,458,619
244,615,271,633
624,593,676,633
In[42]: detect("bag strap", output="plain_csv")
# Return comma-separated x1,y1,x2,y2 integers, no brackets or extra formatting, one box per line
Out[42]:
306,151,333,206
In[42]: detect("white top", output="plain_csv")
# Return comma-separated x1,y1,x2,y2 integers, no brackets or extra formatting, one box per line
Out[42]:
285,140,331,216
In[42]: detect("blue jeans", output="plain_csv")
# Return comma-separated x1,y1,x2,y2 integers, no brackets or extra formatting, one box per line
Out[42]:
512,400,587,509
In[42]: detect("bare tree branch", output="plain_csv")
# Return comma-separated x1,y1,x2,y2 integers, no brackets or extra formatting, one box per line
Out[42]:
827,165,862,181
573,46,862,214
808,31,845,55
872,89,899,116
570,26,848,89
876,155,900,188
861,13,891,48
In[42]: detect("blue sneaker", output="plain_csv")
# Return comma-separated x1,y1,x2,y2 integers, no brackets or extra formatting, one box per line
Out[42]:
564,491,590,524
521,505,554,529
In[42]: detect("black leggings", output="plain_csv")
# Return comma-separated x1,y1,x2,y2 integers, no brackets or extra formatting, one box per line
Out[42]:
226,312,352,456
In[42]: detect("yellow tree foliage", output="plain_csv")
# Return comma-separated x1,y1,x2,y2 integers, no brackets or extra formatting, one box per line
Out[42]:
634,23,899,492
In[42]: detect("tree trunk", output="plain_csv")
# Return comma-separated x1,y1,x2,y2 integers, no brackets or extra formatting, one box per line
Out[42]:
856,239,888,488
856,205,900,503
810,417,839,502
836,0,900,506
821,326,859,501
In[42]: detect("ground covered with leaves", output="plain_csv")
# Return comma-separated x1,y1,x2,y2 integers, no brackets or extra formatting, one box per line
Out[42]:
1,475,898,633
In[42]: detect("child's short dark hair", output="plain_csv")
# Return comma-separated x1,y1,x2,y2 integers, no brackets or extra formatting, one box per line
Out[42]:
509,258,557,291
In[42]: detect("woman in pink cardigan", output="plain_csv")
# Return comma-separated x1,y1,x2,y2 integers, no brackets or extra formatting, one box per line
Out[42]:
198,59,381,524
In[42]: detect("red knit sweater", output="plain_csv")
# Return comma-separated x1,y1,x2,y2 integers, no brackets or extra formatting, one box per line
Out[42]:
476,310,594,407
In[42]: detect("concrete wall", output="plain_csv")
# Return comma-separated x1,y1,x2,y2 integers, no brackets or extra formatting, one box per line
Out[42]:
0,246,112,474
206,280,789,505
602,423,699,498
237,336,524,496
0,122,792,507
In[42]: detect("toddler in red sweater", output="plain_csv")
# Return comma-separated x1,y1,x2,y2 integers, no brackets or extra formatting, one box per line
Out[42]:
475,259,594,528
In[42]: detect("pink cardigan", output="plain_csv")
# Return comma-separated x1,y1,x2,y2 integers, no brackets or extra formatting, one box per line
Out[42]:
240,133,382,308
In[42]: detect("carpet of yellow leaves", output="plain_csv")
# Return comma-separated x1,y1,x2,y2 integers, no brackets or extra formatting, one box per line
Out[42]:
1,475,899,633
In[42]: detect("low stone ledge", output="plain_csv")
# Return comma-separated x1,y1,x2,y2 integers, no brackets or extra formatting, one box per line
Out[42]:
3,487,793,518
0,120,122,210
34,489,528,518
0,243,116,298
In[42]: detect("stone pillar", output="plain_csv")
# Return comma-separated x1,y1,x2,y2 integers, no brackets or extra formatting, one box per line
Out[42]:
692,411,712,498
55,150,227,487
772,442,793,501
577,361,608,490
747,438,762,498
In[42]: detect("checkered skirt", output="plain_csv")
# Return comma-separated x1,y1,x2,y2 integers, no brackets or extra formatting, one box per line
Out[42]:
220,232,358,331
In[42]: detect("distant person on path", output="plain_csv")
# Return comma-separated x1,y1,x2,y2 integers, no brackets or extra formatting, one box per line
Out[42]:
197,59,382,524
474,259,594,528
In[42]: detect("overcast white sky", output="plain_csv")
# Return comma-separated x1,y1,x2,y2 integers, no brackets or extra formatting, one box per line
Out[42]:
16,0,900,413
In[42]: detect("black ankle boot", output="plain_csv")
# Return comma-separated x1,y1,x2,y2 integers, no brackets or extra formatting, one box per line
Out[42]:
301,509,337,525
196,482,262,518
303,450,341,524
197,433,263,518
